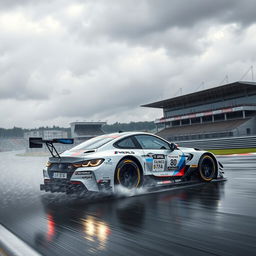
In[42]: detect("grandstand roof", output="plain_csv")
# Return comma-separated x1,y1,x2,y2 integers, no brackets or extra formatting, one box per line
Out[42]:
142,81,256,109
70,121,106,126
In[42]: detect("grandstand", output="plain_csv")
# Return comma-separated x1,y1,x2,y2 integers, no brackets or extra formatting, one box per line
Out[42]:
70,122,106,143
142,81,256,141
24,130,68,140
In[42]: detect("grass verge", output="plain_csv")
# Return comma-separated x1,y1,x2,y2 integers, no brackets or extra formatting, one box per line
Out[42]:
208,148,256,155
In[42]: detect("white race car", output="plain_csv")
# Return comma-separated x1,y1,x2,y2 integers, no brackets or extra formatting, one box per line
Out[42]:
29,132,224,194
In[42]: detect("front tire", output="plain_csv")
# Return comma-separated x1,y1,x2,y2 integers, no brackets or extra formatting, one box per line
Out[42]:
198,155,216,182
115,158,142,189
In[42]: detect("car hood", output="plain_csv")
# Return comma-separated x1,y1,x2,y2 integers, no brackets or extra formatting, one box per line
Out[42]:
179,147,207,154
49,149,100,163
49,156,86,163
60,149,97,158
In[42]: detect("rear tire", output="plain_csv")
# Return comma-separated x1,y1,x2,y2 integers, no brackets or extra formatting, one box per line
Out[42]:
198,155,216,182
115,158,142,189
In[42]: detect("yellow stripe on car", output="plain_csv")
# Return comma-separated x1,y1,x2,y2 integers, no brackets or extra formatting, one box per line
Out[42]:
135,167,141,187
117,167,121,184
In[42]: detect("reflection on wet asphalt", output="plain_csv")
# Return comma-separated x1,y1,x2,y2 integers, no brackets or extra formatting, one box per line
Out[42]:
0,151,256,256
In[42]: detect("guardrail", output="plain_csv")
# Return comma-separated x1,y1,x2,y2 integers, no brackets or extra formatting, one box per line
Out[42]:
176,135,256,150
0,224,42,256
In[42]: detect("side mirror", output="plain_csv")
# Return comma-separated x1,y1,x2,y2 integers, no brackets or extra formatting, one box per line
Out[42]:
170,143,177,151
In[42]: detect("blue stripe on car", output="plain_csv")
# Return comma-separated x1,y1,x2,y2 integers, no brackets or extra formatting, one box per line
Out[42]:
173,153,186,175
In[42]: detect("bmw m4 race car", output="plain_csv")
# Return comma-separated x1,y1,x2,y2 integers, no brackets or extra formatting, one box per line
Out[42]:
30,132,224,194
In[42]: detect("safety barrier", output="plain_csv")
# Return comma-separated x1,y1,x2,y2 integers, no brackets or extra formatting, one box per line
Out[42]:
0,224,42,256
176,135,256,150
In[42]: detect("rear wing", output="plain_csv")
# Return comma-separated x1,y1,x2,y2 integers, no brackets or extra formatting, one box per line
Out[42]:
29,137,74,158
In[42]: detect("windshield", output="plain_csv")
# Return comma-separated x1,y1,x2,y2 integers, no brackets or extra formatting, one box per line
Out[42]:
70,135,119,151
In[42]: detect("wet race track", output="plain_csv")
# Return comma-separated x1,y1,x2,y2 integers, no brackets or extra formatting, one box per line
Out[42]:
0,151,256,256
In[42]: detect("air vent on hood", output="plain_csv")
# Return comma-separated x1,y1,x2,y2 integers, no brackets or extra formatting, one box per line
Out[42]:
84,150,95,154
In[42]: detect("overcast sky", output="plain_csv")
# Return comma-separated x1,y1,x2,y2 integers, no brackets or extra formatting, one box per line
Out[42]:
1,0,256,128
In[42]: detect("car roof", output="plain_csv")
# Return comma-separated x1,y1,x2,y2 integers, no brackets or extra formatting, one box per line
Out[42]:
107,131,152,138
104,131,166,144
101,131,171,148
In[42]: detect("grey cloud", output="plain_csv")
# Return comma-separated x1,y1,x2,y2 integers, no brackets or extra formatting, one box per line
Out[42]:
80,0,256,38
0,0,256,128
0,0,51,10
0,71,50,100
38,62,172,120
66,0,256,57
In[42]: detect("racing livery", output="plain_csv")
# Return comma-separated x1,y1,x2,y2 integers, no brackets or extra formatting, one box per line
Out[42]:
29,132,224,194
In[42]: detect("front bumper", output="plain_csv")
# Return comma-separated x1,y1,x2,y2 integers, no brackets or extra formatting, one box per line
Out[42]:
40,180,86,193
40,178,112,193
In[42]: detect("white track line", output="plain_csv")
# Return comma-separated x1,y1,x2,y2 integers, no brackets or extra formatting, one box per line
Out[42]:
0,224,42,256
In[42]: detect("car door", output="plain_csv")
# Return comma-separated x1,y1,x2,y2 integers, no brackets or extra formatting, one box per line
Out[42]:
134,135,185,177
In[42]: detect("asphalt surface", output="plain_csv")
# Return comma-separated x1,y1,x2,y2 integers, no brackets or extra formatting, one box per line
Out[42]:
0,151,256,256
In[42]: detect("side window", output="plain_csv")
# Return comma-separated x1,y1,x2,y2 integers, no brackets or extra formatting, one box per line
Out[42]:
135,135,170,150
114,137,137,149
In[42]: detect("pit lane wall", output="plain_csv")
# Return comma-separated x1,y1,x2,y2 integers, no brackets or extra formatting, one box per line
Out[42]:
175,135,256,150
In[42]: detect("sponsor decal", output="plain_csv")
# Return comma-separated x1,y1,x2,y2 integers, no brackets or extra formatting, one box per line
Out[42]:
222,108,232,113
169,155,179,158
213,109,222,115
145,154,165,172
157,180,172,185
167,155,179,170
172,154,186,176
188,114,196,118
153,159,165,172
82,175,92,179
156,106,249,124
152,154,166,172
152,154,165,159
75,171,92,175
204,111,213,116
166,153,186,173
114,151,135,154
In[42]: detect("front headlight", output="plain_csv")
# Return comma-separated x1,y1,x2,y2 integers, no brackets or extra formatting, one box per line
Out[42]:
73,159,104,168
46,161,52,167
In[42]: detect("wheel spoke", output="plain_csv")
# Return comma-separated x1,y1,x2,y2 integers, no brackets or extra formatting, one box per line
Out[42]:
202,159,214,178
119,162,139,188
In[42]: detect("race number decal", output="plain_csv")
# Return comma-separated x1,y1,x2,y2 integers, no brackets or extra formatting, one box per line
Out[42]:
167,155,180,170
152,154,165,172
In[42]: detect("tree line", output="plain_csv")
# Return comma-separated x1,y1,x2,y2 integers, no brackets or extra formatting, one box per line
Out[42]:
102,121,155,133
0,122,156,138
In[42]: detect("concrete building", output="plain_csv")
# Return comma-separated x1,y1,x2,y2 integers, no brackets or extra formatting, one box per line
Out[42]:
70,122,106,143
24,129,68,153
142,81,256,141
24,130,68,140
